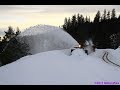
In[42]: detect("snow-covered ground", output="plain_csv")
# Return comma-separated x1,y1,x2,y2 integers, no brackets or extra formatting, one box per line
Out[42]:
90,48,120,65
0,48,120,85
18,25,79,54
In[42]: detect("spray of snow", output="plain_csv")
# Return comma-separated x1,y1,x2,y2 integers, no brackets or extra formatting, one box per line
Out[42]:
18,25,79,54
83,39,94,54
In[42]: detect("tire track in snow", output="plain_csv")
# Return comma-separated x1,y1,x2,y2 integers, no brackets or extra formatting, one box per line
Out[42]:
102,51,120,68
102,52,109,63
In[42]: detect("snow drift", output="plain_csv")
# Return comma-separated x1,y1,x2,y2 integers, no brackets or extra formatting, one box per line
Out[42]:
0,49,120,85
18,25,79,54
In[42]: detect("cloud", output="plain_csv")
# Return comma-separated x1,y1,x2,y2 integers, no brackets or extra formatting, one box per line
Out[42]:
0,5,120,30
0,5,120,14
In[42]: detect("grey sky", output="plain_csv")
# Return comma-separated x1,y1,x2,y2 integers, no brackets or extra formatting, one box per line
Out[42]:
0,5,120,13
0,5,120,36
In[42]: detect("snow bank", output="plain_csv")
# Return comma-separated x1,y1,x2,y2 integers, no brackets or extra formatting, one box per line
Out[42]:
71,49,87,57
18,25,79,54
90,48,120,66
0,49,120,85
90,49,112,59
108,48,120,64
112,48,120,61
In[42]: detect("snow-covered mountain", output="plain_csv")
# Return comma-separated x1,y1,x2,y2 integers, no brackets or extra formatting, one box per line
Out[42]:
0,48,120,85
18,25,79,54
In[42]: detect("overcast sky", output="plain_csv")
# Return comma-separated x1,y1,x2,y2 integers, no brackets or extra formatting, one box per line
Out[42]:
0,5,120,35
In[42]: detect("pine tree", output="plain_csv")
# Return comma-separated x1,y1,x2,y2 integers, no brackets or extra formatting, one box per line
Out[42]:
4,26,15,41
0,36,30,65
94,11,101,23
63,17,68,30
16,27,21,36
107,11,110,19
111,9,116,19
0,27,30,66
103,9,107,20
62,9,120,49
77,13,80,23
71,14,77,26
63,17,71,33
0,26,15,54
85,16,88,22
80,15,84,23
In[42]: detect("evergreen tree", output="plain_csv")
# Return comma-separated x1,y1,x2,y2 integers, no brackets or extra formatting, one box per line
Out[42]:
0,36,30,65
62,9,120,49
80,15,84,23
16,27,21,36
94,10,101,23
85,16,89,22
63,17,68,30
77,13,81,23
67,18,71,28
0,27,30,66
111,9,116,19
4,26,15,41
71,15,77,26
103,9,107,20
107,11,110,20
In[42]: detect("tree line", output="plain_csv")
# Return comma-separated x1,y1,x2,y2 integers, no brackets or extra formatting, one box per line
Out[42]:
62,9,120,49
0,26,30,66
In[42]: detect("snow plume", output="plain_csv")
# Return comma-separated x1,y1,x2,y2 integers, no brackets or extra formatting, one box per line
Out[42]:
85,38,94,46
85,40,89,46
18,25,79,54
88,38,94,46
83,38,95,54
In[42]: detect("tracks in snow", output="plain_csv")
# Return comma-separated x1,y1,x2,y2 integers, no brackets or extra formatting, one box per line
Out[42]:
102,51,120,68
